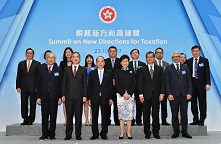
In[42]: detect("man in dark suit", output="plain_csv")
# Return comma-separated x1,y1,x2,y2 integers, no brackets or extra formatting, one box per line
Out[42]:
88,56,113,140
128,49,146,126
16,48,40,125
186,45,211,126
62,52,87,140
138,51,164,139
104,46,121,125
165,52,192,139
37,52,62,140
154,47,170,126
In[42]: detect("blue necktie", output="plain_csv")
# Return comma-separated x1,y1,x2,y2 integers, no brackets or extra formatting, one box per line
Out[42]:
111,59,115,69
194,58,198,78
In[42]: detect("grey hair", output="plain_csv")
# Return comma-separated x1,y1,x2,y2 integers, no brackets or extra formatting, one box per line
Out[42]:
46,52,56,61
171,51,180,58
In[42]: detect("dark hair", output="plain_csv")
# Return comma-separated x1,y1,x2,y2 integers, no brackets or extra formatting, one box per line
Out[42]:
84,54,95,67
44,50,52,60
119,54,130,62
146,51,155,58
180,53,187,58
130,49,140,55
191,45,201,51
155,47,164,54
26,48,34,54
72,51,80,58
108,46,117,52
63,47,73,62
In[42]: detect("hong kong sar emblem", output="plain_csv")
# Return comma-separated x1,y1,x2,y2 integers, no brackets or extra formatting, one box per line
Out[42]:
99,6,117,24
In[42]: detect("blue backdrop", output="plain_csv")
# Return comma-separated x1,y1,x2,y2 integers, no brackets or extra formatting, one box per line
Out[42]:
0,0,220,131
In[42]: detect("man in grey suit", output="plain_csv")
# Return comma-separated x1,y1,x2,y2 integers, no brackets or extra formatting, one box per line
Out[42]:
154,47,170,126
62,52,87,140
165,52,192,139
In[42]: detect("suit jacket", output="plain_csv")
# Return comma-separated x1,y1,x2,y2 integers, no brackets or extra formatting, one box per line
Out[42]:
115,69,136,96
165,64,192,97
59,61,70,70
87,69,113,105
154,60,169,71
138,65,165,100
62,65,87,101
37,64,62,101
128,60,146,88
104,58,121,78
16,59,41,92
186,56,211,87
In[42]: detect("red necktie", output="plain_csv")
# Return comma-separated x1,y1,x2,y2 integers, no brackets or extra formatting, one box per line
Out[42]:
73,66,77,77
27,60,31,72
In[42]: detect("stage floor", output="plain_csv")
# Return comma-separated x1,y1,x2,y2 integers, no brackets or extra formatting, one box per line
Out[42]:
0,131,221,144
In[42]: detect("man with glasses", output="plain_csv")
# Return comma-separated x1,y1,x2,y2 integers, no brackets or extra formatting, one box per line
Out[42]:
165,52,192,139
154,47,170,126
16,48,41,125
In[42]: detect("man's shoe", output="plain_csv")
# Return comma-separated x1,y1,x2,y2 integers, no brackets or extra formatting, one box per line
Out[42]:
145,135,151,139
190,121,199,125
39,135,48,140
76,136,82,140
198,122,204,126
101,135,108,140
90,136,99,140
182,132,192,139
64,135,72,140
21,121,28,125
136,123,143,126
50,136,55,140
171,133,179,138
162,121,170,126
154,135,161,139
28,122,33,125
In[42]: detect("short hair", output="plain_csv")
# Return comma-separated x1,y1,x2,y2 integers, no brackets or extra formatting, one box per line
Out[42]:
44,50,52,60
72,52,80,58
96,56,105,62
130,48,140,55
155,47,164,54
63,47,73,62
26,48,34,54
191,45,201,51
84,54,95,67
146,51,155,58
171,51,180,58
119,54,130,62
108,46,117,52
46,52,56,60
180,53,187,58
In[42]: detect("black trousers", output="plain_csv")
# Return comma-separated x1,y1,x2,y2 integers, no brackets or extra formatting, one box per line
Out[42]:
65,99,83,137
170,94,188,134
191,78,207,123
41,100,58,137
160,95,168,122
91,97,109,137
108,86,119,124
21,90,36,123
143,96,160,136
135,91,143,124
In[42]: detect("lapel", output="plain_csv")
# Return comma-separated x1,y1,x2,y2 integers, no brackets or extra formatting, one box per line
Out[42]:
94,69,100,85
101,69,108,85
75,65,82,78
48,65,56,80
68,66,75,79
23,60,28,74
198,56,203,70
144,66,151,80
171,64,180,76
43,65,50,80
189,58,193,72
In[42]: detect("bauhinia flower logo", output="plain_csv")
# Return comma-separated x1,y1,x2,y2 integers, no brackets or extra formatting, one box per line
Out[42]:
99,6,117,24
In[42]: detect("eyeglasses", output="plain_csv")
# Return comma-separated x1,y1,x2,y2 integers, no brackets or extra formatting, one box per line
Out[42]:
172,56,180,58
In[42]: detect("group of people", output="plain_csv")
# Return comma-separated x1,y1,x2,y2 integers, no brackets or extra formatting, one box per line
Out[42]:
16,45,211,140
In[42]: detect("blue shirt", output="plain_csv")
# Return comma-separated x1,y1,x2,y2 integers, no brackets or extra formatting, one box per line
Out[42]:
85,65,97,85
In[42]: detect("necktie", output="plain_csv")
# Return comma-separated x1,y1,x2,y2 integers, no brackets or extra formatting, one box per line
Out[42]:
111,59,115,69
150,66,154,80
159,60,162,67
27,60,31,72
48,67,51,73
176,64,180,74
73,66,77,77
134,61,137,73
99,70,103,84
194,58,198,78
